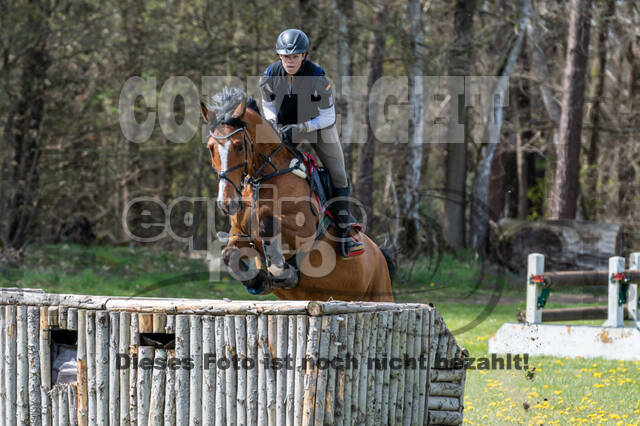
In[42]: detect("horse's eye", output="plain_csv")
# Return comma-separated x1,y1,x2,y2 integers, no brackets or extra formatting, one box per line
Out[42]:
236,144,243,152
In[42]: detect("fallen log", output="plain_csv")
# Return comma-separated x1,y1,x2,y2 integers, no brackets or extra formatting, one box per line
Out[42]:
493,218,623,272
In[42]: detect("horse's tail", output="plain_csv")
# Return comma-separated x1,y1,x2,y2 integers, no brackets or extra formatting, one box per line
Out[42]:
379,243,397,280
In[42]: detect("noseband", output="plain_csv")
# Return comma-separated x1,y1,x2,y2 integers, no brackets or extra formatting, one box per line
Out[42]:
210,120,254,197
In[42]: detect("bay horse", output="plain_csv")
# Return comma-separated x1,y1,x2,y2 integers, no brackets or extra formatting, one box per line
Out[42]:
201,87,393,302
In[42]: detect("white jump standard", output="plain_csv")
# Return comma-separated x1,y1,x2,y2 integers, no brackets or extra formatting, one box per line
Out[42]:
489,253,640,361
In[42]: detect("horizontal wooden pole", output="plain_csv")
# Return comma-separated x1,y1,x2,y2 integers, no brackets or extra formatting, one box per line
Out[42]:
541,270,640,289
517,306,631,323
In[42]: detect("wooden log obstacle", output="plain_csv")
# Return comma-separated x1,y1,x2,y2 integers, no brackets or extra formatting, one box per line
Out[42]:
0,289,467,425
490,253,640,361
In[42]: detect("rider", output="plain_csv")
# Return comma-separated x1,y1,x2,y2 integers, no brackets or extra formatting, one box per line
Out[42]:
259,28,364,258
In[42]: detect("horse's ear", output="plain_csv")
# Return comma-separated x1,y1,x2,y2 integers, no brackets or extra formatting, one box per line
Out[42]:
232,96,247,119
200,101,216,123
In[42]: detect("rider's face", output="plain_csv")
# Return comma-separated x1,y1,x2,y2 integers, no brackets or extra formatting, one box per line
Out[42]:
279,53,305,75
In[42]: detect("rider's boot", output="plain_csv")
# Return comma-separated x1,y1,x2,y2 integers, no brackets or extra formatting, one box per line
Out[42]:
329,186,365,258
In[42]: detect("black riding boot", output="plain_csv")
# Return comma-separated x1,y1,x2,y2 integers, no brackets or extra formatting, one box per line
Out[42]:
329,186,365,258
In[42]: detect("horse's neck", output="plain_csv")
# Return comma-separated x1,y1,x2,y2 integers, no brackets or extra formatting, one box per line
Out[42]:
250,141,295,178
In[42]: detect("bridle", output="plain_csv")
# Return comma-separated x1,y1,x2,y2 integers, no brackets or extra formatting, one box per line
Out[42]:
209,119,254,197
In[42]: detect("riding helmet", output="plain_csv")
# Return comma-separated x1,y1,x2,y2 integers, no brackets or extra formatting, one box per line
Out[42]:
276,29,309,55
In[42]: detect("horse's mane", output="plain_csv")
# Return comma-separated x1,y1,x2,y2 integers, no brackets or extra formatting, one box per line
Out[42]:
204,87,261,122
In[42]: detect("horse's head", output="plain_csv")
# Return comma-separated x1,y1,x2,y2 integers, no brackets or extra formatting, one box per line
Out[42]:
201,87,279,215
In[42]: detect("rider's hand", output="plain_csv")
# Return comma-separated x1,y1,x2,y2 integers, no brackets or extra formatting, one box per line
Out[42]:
280,122,308,137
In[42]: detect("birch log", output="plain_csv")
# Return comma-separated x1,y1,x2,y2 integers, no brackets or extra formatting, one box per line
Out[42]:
374,311,388,425
164,350,177,426
202,316,216,426
275,315,287,426
403,310,417,426
129,313,139,426
246,316,258,426
381,310,394,426
285,315,296,426
265,316,276,426
118,312,131,426
95,311,109,426
324,315,339,426
109,312,120,426
86,310,96,426
76,310,87,426
224,316,237,426
149,349,167,426
234,316,247,426
343,313,356,426
16,306,28,424
175,315,190,425
67,308,78,331
27,307,42,426
394,310,409,425
214,317,226,426
59,385,69,426
190,315,203,426
356,313,372,425
313,315,331,426
68,384,78,426
0,307,5,426
365,312,379,426
39,306,51,426
136,346,154,425
293,315,306,426
257,316,267,426
301,316,320,426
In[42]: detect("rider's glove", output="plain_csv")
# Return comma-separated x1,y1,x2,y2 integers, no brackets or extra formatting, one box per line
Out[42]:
280,122,308,136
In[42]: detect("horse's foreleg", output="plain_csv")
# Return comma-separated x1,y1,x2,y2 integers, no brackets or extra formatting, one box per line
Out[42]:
260,216,299,289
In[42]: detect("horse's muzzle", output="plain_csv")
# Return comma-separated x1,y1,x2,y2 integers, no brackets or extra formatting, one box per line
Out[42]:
217,198,241,215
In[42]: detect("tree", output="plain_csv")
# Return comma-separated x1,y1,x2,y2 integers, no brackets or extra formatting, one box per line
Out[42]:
549,0,592,219
443,0,475,250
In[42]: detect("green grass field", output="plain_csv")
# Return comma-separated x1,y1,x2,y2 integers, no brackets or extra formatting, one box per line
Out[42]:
2,244,639,425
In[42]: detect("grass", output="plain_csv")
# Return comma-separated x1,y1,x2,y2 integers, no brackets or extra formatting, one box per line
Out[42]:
2,244,640,424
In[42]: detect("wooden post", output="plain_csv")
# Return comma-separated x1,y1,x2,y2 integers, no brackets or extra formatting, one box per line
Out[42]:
149,348,167,426
629,253,640,325
343,313,356,426
67,308,78,331
234,316,247,426
416,309,431,424
203,316,216,426
27,307,42,426
175,315,190,425
276,315,287,426
285,316,296,426
402,310,417,426
0,306,5,426
374,311,389,425
95,311,109,425
119,312,131,426
16,306,28,424
164,349,177,426
85,310,96,426
47,307,58,328
224,315,237,426
301,316,320,426
526,253,544,323
334,314,347,426
246,316,258,426
190,315,203,426
50,387,58,425
136,346,154,425
166,315,175,334
214,317,226,426
355,313,372,424
68,384,78,426
381,311,394,426
257,316,267,426
39,306,51,426
293,315,306,426
138,313,153,334
324,315,340,426
109,312,120,426
604,256,626,327
152,314,167,333
394,310,409,425
58,306,67,330
76,310,87,426
129,312,139,426
313,315,331,426
266,317,276,426
365,312,379,426
59,385,69,426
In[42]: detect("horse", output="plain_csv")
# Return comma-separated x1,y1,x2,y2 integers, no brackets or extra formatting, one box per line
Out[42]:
201,87,393,302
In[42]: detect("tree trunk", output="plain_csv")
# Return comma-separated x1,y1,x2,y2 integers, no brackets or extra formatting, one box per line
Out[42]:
400,0,425,251
470,0,528,255
583,0,614,220
549,0,592,219
443,0,475,250
353,0,389,227
4,0,49,249
334,0,354,170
